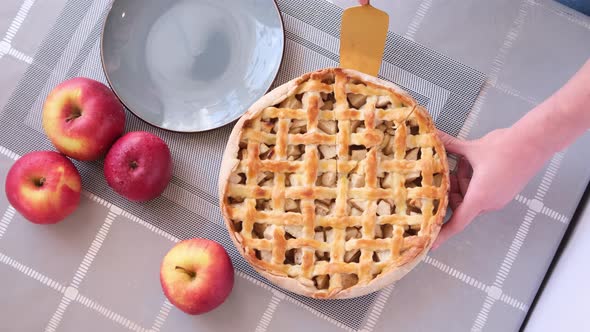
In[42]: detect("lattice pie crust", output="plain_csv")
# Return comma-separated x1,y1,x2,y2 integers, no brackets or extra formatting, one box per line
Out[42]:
219,68,449,299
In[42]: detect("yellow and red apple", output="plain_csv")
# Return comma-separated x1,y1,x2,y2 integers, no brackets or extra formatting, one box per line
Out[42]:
5,151,81,224
160,239,234,315
104,131,172,202
42,77,125,161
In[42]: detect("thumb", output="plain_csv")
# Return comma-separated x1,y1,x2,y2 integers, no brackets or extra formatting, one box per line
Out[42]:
436,129,472,156
431,192,481,249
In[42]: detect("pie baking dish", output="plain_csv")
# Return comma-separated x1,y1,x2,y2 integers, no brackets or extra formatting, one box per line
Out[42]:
218,68,449,299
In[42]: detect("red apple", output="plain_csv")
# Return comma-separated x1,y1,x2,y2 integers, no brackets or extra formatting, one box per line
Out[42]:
42,77,125,161
5,151,82,224
160,239,234,315
104,131,172,202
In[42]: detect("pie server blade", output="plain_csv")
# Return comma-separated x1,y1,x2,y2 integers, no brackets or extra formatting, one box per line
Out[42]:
339,3,389,76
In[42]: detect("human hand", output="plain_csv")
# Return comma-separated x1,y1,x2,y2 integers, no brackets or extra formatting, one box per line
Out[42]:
432,128,552,249
431,59,590,248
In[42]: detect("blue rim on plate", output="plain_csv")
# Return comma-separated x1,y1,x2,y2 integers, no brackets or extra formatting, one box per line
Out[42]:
101,0,285,133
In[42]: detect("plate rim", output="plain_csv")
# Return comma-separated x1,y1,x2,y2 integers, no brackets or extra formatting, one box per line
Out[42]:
100,0,286,133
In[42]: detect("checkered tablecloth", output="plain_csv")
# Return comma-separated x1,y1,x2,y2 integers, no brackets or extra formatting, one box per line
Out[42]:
1,0,589,331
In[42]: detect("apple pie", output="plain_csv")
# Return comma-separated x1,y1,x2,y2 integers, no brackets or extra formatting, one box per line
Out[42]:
219,68,449,299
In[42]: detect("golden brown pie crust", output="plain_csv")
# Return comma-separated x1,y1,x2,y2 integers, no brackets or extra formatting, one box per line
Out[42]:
219,68,449,299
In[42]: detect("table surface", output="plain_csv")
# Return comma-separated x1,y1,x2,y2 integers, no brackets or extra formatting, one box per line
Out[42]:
0,0,589,331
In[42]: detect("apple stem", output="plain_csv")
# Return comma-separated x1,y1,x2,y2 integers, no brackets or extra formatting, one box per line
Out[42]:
66,106,82,122
175,266,196,278
129,161,138,170
34,177,46,187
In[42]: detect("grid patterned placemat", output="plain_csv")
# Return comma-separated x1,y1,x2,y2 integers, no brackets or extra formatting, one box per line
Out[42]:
0,0,485,330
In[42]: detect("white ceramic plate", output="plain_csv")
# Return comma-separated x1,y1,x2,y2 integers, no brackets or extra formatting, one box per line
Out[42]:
101,0,285,132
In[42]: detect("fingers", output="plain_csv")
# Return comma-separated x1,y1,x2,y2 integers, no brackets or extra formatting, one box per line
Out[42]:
432,200,480,249
431,132,478,249
456,157,472,179
436,129,471,156
458,178,471,197
449,174,463,210
432,175,482,249
457,157,472,196
449,192,463,211
449,174,459,194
